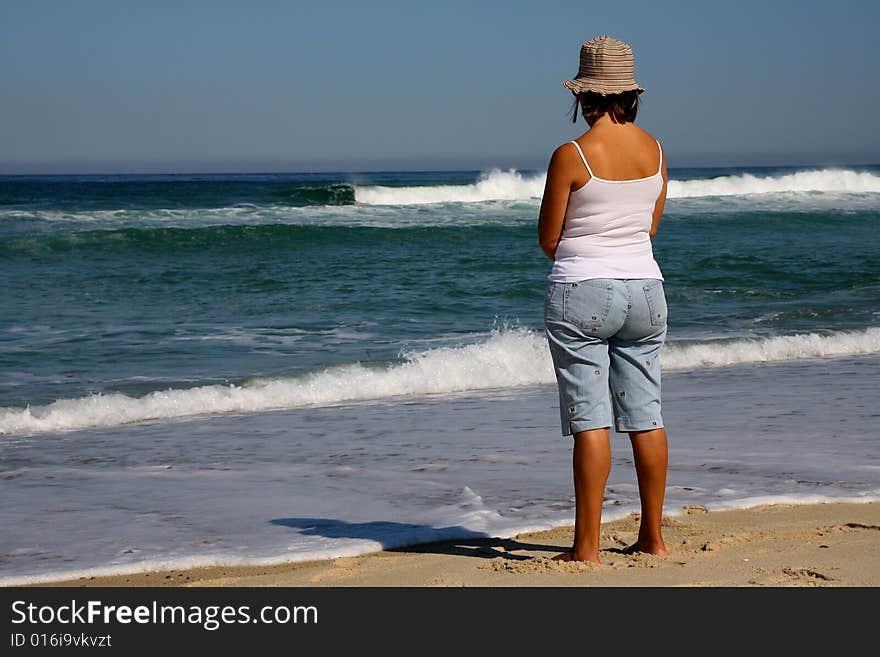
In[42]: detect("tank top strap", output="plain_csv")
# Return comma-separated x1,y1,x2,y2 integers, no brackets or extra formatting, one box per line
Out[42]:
655,139,663,175
568,141,594,177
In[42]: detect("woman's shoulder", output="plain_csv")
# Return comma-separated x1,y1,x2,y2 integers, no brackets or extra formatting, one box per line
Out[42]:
550,139,585,159
548,140,588,172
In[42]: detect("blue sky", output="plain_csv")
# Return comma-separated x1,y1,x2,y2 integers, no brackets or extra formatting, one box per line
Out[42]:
2,0,878,173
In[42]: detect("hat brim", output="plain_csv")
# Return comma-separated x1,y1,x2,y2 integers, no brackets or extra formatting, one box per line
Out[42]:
563,79,645,95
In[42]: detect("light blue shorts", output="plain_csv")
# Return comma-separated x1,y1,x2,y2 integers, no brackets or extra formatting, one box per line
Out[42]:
544,278,667,436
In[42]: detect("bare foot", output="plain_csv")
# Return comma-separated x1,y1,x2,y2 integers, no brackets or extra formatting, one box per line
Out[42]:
622,542,668,558
552,550,601,565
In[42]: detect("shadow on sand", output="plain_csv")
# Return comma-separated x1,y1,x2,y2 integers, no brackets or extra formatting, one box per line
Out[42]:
270,517,560,561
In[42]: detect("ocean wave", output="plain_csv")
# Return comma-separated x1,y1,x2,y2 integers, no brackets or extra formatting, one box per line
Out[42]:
0,203,353,224
1,327,878,436
0,201,530,230
273,184,355,206
664,329,880,368
0,221,528,255
354,168,880,205
3,170,877,228
355,169,546,205
668,169,880,198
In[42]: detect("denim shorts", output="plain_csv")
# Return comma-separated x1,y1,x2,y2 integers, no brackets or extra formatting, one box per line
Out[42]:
544,278,667,435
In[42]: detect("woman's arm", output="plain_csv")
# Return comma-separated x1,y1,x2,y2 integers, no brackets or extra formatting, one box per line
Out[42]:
538,144,576,260
650,150,668,239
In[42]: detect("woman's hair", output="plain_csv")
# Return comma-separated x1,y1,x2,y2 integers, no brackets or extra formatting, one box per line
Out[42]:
570,90,640,124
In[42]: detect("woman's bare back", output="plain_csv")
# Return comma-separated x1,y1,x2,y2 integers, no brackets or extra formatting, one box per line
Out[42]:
570,122,661,186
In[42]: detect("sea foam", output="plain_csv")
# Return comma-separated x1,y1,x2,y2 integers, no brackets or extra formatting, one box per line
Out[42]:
354,169,546,205
1,327,878,436
354,168,880,205
668,168,880,198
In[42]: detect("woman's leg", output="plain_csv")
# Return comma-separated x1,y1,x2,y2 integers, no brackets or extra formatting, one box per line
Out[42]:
627,427,668,556
553,427,611,564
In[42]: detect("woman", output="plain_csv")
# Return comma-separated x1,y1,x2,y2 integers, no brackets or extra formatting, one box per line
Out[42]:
538,35,669,564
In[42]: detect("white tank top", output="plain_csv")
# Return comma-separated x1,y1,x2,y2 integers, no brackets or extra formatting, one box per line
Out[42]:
548,139,664,282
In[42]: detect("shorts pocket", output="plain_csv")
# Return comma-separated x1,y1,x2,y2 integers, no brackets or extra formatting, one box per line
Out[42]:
562,280,613,330
643,280,667,326
544,282,563,323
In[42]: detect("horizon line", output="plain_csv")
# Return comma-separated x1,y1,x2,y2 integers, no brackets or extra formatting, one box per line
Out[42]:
2,159,879,177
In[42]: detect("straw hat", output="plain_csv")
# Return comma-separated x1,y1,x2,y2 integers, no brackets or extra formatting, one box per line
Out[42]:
563,35,645,96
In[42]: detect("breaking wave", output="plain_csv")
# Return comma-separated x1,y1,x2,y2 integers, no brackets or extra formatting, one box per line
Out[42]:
2,327,878,436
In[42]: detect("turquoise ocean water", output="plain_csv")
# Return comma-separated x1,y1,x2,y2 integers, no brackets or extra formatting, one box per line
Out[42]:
1,164,878,583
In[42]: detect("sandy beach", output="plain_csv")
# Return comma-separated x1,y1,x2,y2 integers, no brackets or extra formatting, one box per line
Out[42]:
26,502,878,588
